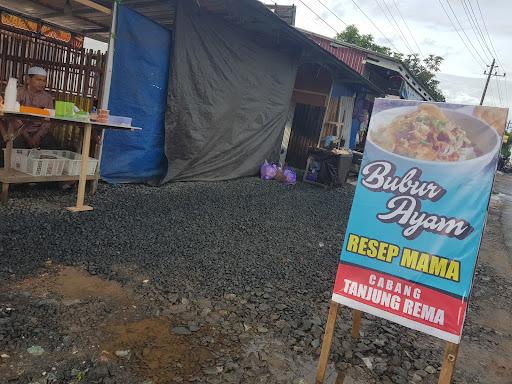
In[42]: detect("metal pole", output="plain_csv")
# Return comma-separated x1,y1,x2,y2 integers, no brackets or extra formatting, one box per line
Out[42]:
94,1,117,187
100,1,117,109
480,58,495,106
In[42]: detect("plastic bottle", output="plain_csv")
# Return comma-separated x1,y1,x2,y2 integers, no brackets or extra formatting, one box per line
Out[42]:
90,106,98,121
4,78,17,111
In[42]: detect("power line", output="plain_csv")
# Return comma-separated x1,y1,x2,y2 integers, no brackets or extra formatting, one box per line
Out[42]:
437,0,485,68
488,78,496,106
297,0,339,35
348,0,403,54
464,0,494,59
391,0,424,58
445,0,488,65
459,0,492,62
503,77,510,108
315,0,347,27
497,75,509,108
475,0,504,68
373,0,415,56
495,77,504,106
474,0,509,106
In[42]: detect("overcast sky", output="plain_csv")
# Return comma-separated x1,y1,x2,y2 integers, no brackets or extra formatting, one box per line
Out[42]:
271,0,511,117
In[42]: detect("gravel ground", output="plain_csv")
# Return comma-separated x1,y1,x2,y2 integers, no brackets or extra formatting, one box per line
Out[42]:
0,179,351,299
0,177,510,384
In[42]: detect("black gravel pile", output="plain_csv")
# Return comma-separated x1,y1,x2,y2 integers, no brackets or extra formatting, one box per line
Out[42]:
1,178,354,300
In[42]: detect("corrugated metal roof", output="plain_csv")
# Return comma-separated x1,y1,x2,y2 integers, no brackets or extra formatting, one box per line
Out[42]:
299,28,437,101
306,33,366,75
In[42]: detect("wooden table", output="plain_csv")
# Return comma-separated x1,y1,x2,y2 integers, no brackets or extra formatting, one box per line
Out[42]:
0,110,140,212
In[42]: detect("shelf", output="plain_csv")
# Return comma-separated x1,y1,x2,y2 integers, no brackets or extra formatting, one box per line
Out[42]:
0,168,99,184
0,110,141,131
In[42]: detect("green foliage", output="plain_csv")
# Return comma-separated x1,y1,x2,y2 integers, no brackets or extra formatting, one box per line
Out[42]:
501,139,511,160
336,25,393,55
336,25,445,101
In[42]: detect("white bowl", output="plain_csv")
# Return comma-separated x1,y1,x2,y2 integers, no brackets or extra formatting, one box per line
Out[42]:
366,106,501,178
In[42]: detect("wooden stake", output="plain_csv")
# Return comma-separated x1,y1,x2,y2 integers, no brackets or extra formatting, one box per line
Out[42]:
1,182,9,204
438,342,459,384
67,123,93,212
1,127,14,204
351,309,361,339
316,301,339,384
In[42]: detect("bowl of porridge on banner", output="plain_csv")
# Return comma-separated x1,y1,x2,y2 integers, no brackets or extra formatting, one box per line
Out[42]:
366,104,501,176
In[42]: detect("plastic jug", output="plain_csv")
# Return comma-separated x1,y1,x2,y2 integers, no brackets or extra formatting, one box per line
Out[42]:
4,77,17,111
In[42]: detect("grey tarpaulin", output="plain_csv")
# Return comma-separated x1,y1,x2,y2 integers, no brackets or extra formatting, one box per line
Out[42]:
160,0,299,182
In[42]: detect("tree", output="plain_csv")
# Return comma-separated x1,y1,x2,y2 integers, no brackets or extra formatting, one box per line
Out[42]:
336,25,392,55
336,25,445,101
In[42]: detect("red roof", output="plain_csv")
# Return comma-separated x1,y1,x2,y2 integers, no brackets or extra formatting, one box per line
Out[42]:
306,33,367,75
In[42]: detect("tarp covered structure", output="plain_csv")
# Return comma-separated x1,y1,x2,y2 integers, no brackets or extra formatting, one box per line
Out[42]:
98,0,380,184
101,6,171,183
161,0,300,182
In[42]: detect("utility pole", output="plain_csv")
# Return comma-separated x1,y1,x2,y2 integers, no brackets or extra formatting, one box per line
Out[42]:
480,58,506,105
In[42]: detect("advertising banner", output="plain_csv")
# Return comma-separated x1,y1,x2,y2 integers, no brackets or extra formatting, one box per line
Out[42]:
1,12,38,33
41,25,84,49
333,99,508,343
0,12,83,49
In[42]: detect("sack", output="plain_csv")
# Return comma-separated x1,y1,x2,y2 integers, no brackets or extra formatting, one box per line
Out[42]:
283,167,297,185
260,161,277,180
274,167,286,183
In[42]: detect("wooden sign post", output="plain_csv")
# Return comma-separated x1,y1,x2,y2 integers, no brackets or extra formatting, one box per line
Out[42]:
315,302,460,384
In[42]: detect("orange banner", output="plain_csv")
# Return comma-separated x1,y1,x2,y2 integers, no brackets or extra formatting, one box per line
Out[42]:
71,35,84,49
1,12,83,48
1,12,39,33
41,24,72,43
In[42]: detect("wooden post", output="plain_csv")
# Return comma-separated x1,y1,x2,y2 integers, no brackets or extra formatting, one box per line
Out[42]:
316,301,339,384
67,123,93,212
1,182,8,204
351,309,361,339
1,127,14,203
438,342,459,384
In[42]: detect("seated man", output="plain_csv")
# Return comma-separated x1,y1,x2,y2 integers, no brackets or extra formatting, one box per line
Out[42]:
0,67,56,150
15,66,56,149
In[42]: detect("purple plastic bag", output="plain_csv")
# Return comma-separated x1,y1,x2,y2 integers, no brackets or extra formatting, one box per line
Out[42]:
283,167,297,185
260,161,277,180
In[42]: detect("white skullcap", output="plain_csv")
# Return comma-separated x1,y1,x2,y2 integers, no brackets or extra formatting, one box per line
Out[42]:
27,67,47,77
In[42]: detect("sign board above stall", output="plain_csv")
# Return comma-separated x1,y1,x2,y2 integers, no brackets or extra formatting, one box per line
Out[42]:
332,99,508,343
1,12,38,33
0,11,84,49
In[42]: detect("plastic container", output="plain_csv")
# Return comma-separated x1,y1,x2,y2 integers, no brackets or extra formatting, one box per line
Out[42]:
74,111,90,121
4,78,17,111
19,106,50,116
4,149,66,176
120,117,132,126
97,109,109,123
109,115,132,126
108,115,124,125
50,150,98,176
336,152,353,185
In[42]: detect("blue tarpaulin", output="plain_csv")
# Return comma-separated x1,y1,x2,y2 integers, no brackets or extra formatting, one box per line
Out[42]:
100,5,171,183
